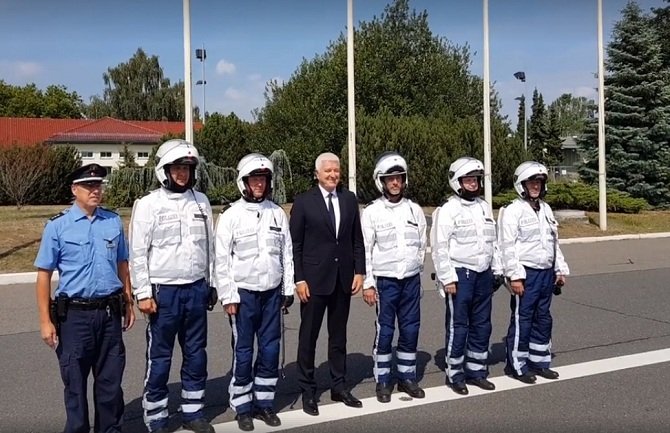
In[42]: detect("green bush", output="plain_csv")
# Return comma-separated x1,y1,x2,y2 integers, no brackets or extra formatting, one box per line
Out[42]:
492,181,649,214
207,182,239,206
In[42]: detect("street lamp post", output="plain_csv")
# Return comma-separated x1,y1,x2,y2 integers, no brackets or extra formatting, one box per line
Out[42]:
514,71,527,151
196,45,207,125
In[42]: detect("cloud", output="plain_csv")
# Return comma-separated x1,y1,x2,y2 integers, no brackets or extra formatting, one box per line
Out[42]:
0,61,43,80
224,87,245,101
216,59,236,75
15,61,42,77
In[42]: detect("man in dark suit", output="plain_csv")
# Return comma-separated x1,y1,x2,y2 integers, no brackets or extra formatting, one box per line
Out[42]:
289,152,366,416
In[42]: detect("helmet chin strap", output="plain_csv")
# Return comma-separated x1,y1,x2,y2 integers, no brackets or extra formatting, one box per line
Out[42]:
459,189,478,201
242,192,265,203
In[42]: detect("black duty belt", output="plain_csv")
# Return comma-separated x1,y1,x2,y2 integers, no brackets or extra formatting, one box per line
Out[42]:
67,292,122,310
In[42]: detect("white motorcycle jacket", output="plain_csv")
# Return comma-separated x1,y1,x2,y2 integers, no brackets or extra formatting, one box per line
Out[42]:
361,197,427,289
497,198,570,281
130,187,214,300
431,195,502,286
214,198,295,306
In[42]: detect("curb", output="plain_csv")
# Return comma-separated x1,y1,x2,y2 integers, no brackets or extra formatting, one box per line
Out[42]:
2,232,669,286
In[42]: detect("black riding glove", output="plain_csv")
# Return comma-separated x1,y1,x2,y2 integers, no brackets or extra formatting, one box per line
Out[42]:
281,295,294,311
207,287,218,311
493,275,506,293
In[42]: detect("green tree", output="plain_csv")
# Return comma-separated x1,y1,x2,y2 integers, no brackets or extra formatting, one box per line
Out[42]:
118,144,138,168
34,146,82,204
579,2,670,206
528,88,548,162
195,113,251,168
84,95,113,119
652,0,670,68
516,95,526,140
0,81,83,118
548,93,595,137
253,0,511,201
544,106,564,169
98,48,185,121
43,85,84,118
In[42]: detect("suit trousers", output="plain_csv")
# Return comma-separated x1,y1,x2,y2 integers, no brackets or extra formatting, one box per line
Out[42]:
296,275,352,397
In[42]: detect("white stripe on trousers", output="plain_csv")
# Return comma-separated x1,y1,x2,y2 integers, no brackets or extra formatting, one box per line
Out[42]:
511,294,525,375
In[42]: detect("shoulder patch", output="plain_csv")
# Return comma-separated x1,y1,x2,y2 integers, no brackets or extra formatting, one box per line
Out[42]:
49,209,69,221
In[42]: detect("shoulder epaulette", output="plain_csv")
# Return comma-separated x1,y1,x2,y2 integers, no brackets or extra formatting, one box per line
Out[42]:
98,206,119,215
49,209,69,221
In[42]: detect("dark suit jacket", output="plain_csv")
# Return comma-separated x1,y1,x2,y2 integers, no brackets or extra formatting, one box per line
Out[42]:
289,185,365,295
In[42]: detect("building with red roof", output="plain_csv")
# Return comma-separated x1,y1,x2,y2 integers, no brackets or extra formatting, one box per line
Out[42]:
0,117,202,172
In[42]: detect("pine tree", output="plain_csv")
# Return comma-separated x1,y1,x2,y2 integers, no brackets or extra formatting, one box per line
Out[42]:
544,106,564,171
516,95,526,141
528,89,548,162
579,2,670,206
119,144,138,168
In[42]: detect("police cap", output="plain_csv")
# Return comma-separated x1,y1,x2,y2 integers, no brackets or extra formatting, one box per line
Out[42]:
68,164,107,185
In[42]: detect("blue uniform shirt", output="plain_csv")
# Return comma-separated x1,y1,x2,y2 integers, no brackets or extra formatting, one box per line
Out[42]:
34,203,129,298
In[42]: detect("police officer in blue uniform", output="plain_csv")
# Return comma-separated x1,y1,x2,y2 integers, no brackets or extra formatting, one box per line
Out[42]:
35,163,135,433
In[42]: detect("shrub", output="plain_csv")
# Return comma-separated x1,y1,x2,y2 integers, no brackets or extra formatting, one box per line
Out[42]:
493,181,649,214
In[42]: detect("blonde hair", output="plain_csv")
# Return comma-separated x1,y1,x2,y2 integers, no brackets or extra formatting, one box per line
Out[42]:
315,152,340,171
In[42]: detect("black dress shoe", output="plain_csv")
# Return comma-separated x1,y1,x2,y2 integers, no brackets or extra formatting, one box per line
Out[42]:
450,381,469,395
235,413,254,431
466,378,496,391
151,428,169,433
512,372,537,384
375,383,393,403
532,368,559,380
331,391,363,408
183,418,215,433
254,407,281,427
302,397,319,416
505,366,537,384
397,380,425,398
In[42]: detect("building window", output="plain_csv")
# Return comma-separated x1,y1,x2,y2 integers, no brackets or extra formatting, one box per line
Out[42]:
100,152,112,158
137,152,149,159
80,151,93,159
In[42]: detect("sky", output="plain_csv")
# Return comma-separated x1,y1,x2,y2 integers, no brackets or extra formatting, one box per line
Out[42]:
0,0,666,127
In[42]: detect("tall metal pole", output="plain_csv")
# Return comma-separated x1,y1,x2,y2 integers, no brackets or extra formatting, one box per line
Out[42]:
482,0,492,209
346,0,357,194
183,0,193,143
597,0,607,230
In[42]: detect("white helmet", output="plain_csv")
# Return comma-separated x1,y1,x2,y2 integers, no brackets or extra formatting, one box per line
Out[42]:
155,139,200,192
514,161,548,198
236,153,273,200
373,151,408,194
448,157,484,196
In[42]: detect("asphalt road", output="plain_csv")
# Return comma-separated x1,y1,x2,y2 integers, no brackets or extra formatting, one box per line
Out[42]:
1,238,669,433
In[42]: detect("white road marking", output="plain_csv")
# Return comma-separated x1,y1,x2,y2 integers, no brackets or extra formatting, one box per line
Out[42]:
189,348,670,433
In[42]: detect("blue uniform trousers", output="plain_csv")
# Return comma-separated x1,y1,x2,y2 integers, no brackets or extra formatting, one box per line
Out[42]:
143,279,209,431
444,267,493,384
57,307,125,433
505,267,555,375
228,287,281,415
373,274,421,385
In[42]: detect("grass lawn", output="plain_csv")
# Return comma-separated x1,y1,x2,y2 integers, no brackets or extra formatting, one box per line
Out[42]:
1,205,669,274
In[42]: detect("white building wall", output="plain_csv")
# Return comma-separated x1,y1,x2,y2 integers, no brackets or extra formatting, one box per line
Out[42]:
53,143,157,172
